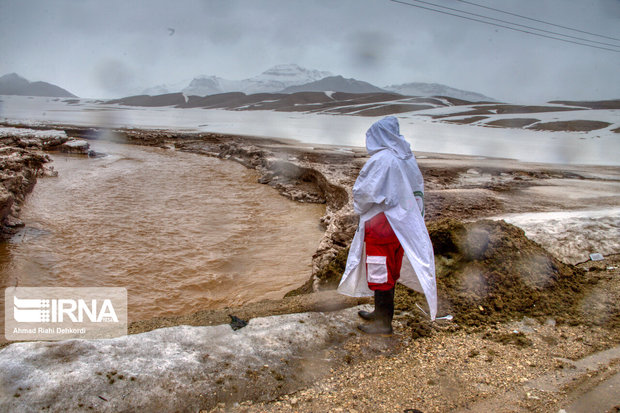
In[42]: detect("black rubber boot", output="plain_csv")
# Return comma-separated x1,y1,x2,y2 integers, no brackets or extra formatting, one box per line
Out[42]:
358,291,379,321
358,288,395,335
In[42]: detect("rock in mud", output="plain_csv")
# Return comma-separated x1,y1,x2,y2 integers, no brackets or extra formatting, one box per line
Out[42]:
59,139,90,154
229,314,248,330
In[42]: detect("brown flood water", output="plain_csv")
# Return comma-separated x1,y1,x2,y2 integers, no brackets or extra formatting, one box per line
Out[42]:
0,140,325,327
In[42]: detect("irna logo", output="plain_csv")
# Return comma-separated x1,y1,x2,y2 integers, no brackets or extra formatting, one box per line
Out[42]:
5,287,127,341
13,296,119,323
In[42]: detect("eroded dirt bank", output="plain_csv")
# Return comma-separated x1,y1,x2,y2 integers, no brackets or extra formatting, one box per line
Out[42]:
0,127,91,236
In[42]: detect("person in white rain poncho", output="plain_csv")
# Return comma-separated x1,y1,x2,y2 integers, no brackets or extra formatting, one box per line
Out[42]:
338,116,437,334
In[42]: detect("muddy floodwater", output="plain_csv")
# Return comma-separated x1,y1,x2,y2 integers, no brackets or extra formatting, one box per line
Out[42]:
0,140,325,323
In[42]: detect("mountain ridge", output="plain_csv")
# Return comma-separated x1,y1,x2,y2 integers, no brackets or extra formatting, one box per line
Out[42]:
141,64,496,102
0,73,77,98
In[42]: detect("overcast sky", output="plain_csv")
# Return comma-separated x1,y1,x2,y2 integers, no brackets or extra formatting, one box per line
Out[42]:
1,0,619,102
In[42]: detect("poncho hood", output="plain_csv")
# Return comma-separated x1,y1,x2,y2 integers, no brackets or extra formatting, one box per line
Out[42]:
365,116,413,160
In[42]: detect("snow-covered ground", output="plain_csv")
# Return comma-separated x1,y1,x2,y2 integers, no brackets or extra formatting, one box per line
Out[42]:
494,208,620,265
0,306,363,412
415,103,619,129
1,95,618,166
0,125,66,139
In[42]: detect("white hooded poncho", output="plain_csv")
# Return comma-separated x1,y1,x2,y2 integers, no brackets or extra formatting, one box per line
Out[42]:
337,116,437,320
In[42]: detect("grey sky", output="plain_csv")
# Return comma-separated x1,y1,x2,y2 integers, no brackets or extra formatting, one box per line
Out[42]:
0,0,619,102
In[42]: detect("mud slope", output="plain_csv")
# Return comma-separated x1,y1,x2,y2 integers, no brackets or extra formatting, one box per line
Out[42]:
314,219,600,329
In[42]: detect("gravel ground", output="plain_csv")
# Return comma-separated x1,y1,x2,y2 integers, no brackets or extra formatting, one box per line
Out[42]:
206,257,620,413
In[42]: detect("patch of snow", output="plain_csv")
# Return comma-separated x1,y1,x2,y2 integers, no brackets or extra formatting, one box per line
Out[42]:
494,208,620,264
0,307,361,412
0,126,66,139
413,104,486,117
63,139,89,148
478,108,619,126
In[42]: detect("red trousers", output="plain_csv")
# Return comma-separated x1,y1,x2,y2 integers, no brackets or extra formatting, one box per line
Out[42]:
364,212,404,291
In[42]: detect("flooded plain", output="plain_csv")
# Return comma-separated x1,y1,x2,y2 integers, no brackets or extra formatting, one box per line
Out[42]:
0,140,325,323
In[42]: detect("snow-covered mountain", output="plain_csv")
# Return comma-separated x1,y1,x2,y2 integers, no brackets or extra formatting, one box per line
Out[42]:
0,73,77,97
180,64,332,97
384,82,496,102
281,76,386,94
245,64,333,93
139,64,497,102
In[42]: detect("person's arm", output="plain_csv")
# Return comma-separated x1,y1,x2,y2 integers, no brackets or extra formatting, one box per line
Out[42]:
352,157,392,215
353,154,414,216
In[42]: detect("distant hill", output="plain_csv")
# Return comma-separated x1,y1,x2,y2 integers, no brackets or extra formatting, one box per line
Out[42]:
281,76,387,94
109,90,438,116
384,82,496,102
0,73,77,97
